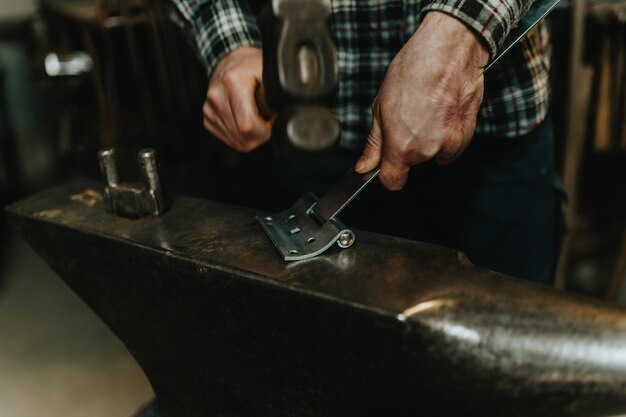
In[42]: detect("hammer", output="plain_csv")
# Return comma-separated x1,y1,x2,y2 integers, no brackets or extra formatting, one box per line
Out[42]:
256,0,341,154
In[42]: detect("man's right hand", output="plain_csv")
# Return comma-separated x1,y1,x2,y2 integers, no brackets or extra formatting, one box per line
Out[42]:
203,47,272,152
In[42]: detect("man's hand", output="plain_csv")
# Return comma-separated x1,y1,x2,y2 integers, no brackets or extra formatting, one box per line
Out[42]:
355,12,490,191
203,47,272,152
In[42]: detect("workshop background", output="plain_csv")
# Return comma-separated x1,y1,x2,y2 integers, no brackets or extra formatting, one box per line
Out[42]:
0,0,625,416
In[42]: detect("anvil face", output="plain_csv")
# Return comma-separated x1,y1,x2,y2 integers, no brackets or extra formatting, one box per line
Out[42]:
6,179,626,417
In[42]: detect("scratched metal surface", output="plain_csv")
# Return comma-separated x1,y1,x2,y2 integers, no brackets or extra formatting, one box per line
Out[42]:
6,178,626,417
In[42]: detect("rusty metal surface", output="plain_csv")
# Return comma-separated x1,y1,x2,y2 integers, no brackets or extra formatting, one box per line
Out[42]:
6,178,626,417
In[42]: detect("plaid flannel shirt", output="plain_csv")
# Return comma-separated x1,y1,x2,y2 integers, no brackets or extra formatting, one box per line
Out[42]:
171,0,551,150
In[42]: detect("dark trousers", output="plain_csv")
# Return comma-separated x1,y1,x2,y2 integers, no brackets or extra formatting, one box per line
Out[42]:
246,116,567,285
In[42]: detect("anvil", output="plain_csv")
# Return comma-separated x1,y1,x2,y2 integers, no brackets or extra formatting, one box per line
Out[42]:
5,179,626,417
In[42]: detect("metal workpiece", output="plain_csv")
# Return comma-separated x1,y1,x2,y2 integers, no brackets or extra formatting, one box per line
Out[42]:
98,148,166,218
6,179,626,417
256,193,356,261
256,168,379,261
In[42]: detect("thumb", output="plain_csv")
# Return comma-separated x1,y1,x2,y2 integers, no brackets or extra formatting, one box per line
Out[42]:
355,114,383,173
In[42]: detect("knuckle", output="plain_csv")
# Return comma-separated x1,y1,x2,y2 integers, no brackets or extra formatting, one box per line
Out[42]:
390,139,418,163
413,136,443,161
206,90,222,109
398,141,418,158
418,145,439,160
206,83,219,98
222,71,240,88
238,120,256,137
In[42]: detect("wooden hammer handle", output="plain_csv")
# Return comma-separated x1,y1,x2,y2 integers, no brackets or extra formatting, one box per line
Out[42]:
255,83,274,120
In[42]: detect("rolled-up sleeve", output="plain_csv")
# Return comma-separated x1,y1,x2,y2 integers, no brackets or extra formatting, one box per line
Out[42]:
421,0,534,59
170,0,262,76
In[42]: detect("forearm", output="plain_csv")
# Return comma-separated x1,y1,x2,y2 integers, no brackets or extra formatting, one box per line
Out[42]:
421,0,535,59
170,0,261,76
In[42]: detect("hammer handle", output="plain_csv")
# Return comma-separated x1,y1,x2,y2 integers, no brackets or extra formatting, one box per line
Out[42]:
255,83,274,120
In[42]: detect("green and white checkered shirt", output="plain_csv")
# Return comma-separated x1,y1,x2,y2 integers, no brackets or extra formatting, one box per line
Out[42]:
171,0,551,150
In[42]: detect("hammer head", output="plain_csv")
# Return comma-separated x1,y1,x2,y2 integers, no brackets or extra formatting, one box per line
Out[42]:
259,0,341,154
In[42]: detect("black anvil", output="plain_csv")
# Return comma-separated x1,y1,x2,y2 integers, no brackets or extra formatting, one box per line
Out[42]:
6,178,626,417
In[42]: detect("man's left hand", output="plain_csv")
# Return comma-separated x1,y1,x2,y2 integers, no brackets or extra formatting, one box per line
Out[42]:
355,11,490,191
